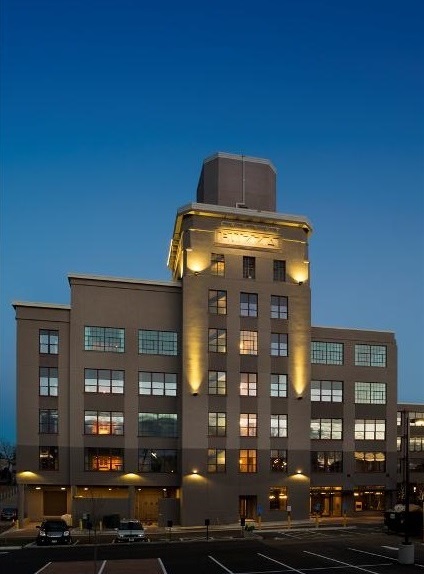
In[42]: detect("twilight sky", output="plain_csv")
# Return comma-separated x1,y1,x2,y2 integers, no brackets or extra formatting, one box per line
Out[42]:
1,0,423,442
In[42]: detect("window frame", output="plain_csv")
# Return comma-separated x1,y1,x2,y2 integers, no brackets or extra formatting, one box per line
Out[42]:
39,367,58,396
208,448,226,473
139,372,177,396
138,330,178,356
243,256,256,279
84,326,125,353
39,329,59,354
270,295,288,319
273,260,286,282
208,328,227,353
208,289,227,315
240,292,258,317
271,333,288,356
84,369,124,394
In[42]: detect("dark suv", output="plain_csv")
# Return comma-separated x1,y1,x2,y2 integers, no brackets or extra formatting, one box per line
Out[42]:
0,507,17,521
36,519,72,545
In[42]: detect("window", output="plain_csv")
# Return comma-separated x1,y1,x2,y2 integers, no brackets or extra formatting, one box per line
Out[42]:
39,409,58,434
39,367,58,396
271,333,288,356
39,446,59,471
208,448,226,473
139,372,177,396
208,412,226,436
355,419,386,440
239,449,257,472
209,329,227,353
269,487,287,510
355,452,385,472
271,295,288,319
310,418,342,440
355,344,386,367
85,326,125,352
270,374,287,397
355,382,386,404
273,260,286,282
240,373,257,396
138,413,178,437
84,411,124,435
211,253,225,276
240,413,257,437
239,330,257,355
410,437,424,452
270,449,288,472
84,448,123,471
311,380,343,402
311,451,343,472
84,369,124,394
240,293,258,317
138,330,178,356
208,371,226,395
39,330,58,354
243,256,255,279
138,449,177,473
311,342,343,365
270,414,287,437
208,290,227,315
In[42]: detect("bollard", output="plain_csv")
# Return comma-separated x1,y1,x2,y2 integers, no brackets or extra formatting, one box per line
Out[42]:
315,513,319,528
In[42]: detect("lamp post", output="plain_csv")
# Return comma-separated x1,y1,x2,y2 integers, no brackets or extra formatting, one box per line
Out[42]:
398,410,414,565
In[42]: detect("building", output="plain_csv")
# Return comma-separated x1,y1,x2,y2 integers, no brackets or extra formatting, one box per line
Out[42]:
13,153,422,526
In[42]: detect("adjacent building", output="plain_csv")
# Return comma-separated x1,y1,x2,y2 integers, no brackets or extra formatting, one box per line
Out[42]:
13,153,423,526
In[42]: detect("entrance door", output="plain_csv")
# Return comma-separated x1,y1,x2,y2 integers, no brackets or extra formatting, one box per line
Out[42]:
239,495,257,519
43,491,67,516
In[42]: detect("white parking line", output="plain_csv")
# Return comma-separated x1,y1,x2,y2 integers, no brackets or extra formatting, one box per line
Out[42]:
97,560,107,574
304,550,382,574
349,547,397,559
258,552,305,573
158,557,168,573
381,545,398,551
33,562,52,574
208,555,234,573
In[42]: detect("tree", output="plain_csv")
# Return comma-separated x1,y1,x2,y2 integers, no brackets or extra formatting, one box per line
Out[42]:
0,440,16,484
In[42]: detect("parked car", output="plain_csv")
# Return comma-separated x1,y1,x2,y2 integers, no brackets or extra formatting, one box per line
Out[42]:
115,519,148,543
36,519,72,545
0,507,17,521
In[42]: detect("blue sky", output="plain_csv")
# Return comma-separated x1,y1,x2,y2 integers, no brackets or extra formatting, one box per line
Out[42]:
1,0,423,442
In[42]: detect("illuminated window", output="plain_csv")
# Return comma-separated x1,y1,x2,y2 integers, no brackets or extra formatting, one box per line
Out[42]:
138,449,177,473
311,342,343,365
211,253,225,276
208,448,226,473
271,295,288,319
139,372,177,396
84,448,123,471
270,449,288,472
208,412,227,436
355,345,386,367
355,419,386,440
311,380,343,402
243,256,255,279
240,330,258,355
270,373,287,397
240,293,258,317
240,413,257,437
39,367,58,396
269,486,287,510
311,451,343,472
355,382,386,404
138,330,178,355
240,372,257,396
39,329,58,354
271,414,287,437
208,290,227,314
84,411,124,435
39,446,59,471
271,333,288,356
138,413,178,437
85,326,125,352
209,329,227,353
354,452,385,472
239,449,257,472
410,437,424,451
208,371,226,395
310,418,342,440
85,369,124,394
273,260,286,282
39,409,58,434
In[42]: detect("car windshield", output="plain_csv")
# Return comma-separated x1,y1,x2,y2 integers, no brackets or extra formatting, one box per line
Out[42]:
44,521,66,531
119,521,142,530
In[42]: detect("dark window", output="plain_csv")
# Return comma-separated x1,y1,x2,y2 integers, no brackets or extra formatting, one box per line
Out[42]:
271,333,288,356
139,330,178,355
84,327,125,352
139,372,177,396
240,293,258,317
354,452,385,472
208,371,226,395
39,367,58,396
208,290,227,314
273,260,286,281
39,409,58,434
84,369,124,394
208,329,227,353
311,451,343,472
138,413,178,437
311,380,343,402
243,256,255,279
138,449,178,473
39,446,59,470
271,295,288,319
211,253,225,276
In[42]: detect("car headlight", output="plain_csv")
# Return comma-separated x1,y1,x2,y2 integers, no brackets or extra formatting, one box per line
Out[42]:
39,531,46,536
